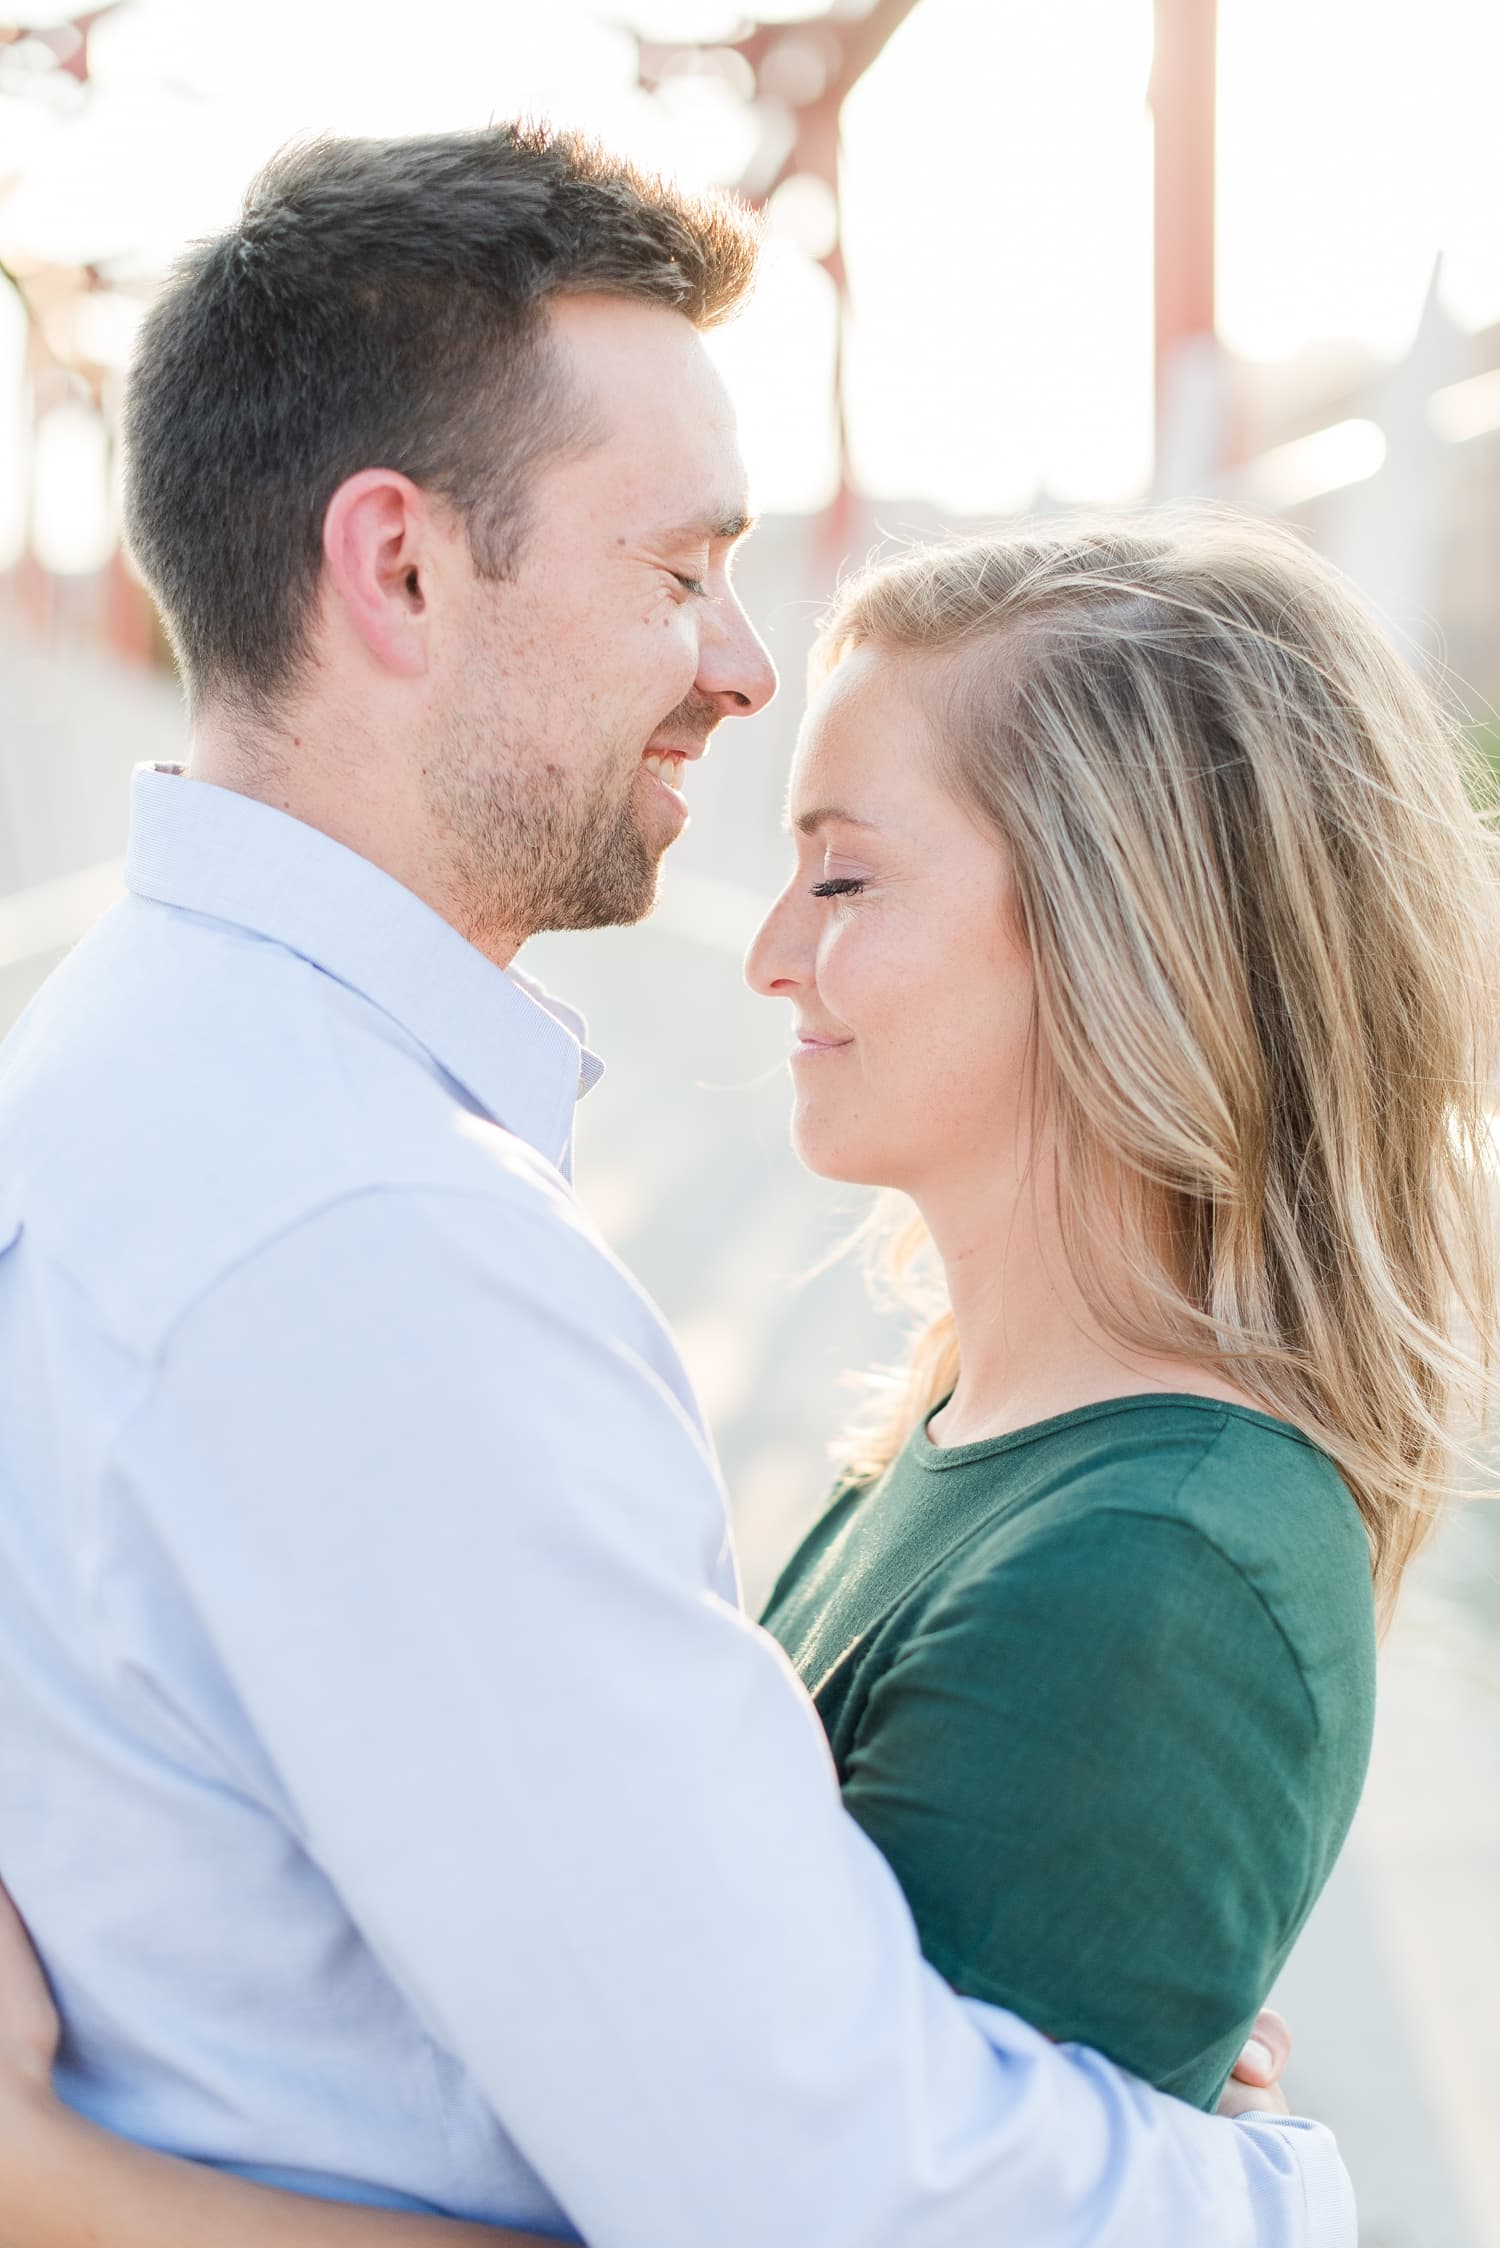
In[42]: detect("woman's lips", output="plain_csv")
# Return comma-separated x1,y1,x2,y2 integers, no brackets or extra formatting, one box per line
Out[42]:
793,1035,853,1057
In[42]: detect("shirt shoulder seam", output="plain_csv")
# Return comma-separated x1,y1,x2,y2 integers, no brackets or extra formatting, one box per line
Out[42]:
994,1418,1330,1737
139,1175,566,1380
921,1424,1326,1738
1085,1453,1325,1737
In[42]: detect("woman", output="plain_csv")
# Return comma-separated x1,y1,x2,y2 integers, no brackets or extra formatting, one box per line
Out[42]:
0,508,1493,2239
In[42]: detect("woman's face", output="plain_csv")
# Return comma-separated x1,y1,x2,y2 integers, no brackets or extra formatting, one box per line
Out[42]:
745,645,1037,1196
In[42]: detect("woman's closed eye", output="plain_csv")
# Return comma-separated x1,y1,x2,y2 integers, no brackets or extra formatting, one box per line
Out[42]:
811,877,867,899
671,571,708,597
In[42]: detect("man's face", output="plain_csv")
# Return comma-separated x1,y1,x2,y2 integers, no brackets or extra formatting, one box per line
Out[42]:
428,295,776,952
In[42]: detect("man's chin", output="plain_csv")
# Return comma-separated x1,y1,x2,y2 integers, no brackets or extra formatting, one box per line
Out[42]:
537,859,666,937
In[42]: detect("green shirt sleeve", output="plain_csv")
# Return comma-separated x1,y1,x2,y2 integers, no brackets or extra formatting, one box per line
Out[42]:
836,1503,1321,2109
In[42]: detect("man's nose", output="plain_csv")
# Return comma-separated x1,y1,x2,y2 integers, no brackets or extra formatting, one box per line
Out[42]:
698,595,777,719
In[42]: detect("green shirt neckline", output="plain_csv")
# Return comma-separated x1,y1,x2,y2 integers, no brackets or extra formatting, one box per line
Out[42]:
909,1389,1318,1473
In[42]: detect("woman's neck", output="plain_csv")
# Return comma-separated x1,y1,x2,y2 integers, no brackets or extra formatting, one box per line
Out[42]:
915,1157,1256,1449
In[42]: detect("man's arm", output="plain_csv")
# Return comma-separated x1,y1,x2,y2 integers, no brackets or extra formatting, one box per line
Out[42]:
0,2092,547,2248
0,1877,1304,2248
87,1181,1352,2248
0,1882,540,2248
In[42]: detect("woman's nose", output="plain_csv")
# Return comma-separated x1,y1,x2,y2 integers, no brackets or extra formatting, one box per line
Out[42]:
744,892,804,998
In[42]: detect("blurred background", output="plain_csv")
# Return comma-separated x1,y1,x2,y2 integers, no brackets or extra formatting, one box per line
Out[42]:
2,2,1497,2239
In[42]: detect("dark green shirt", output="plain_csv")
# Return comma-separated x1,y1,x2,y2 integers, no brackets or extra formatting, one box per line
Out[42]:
761,1395,1377,2110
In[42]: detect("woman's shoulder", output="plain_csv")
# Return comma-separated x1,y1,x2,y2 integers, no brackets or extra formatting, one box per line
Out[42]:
948,1396,1377,1736
839,1397,1378,2111
1020,1392,1364,1544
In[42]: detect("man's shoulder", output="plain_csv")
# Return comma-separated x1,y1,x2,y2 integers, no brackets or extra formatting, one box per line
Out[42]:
0,897,584,1358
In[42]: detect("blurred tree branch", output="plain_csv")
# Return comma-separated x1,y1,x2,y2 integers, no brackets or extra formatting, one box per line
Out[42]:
0,6,119,85
636,0,923,213
0,247,32,315
634,0,926,533
0,6,123,372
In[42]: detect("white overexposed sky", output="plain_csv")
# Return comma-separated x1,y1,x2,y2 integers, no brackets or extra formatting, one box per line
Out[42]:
1,0,1497,556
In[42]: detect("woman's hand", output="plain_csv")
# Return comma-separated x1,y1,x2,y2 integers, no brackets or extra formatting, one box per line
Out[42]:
1217,2005,1294,2117
0,1880,60,2095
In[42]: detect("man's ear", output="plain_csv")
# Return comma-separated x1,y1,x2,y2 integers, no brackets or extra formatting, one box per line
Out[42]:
321,469,434,679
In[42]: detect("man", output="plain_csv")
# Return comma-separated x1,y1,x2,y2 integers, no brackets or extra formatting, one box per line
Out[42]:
0,126,1350,2244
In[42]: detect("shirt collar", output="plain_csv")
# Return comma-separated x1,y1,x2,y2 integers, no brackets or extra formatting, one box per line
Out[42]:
125,765,604,1168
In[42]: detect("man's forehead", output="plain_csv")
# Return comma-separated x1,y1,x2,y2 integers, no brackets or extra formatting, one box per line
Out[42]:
523,303,754,551
549,433,752,546
552,296,741,440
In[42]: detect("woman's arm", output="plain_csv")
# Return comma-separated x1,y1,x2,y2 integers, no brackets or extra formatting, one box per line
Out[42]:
834,1509,1325,2111
0,1886,553,2248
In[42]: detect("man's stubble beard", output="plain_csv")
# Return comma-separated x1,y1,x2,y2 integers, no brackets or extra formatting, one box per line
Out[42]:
442,748,660,949
423,679,664,957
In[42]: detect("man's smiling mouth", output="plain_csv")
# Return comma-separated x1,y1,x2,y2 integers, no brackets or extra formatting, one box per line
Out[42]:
642,750,688,789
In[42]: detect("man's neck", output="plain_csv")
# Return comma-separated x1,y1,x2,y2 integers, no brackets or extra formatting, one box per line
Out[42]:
186,708,526,971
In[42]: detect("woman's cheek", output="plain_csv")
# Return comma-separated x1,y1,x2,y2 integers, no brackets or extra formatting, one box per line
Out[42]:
813,920,843,989
821,919,903,1035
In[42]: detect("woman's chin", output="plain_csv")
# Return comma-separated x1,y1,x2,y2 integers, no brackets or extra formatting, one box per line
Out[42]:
790,1119,896,1189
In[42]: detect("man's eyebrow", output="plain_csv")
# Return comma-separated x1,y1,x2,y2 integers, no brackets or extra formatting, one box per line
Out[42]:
788,807,882,838
655,509,757,547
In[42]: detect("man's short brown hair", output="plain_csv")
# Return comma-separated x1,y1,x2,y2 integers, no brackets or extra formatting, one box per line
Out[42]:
122,123,762,714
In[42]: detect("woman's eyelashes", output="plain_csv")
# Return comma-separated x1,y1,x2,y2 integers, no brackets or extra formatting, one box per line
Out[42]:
671,571,708,597
811,876,867,900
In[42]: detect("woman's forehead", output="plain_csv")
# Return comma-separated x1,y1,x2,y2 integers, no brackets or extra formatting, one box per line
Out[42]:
786,654,950,826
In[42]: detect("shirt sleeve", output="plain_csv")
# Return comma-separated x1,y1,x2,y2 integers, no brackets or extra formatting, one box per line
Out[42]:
837,1498,1321,2107
104,1182,1353,2248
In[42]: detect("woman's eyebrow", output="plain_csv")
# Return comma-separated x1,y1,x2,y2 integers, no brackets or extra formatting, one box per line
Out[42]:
787,807,883,838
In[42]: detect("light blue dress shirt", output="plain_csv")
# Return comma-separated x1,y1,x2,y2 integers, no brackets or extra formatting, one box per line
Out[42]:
0,766,1353,2247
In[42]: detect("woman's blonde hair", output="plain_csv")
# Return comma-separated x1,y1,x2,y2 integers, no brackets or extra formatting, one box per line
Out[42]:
822,508,1500,1619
